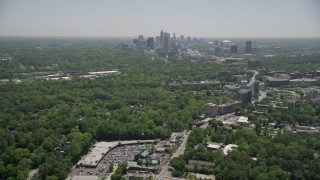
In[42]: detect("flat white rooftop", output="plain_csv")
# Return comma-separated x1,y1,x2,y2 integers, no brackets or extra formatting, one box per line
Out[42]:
207,144,221,150
88,71,120,75
70,176,99,180
237,116,249,124
223,144,238,155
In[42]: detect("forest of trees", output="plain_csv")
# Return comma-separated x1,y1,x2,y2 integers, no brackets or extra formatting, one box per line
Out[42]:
111,162,127,180
244,101,320,127
170,127,320,179
260,54,320,72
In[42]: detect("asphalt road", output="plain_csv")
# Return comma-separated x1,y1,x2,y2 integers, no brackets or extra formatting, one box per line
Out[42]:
249,70,258,86
258,90,267,102
156,131,190,180
27,169,38,180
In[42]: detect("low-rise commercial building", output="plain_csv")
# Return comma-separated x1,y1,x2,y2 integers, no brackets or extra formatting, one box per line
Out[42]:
206,142,224,151
265,77,290,87
218,101,241,115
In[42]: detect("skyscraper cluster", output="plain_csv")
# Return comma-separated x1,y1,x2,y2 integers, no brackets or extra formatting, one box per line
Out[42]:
213,40,255,57
133,30,192,59
132,30,255,60
160,30,170,51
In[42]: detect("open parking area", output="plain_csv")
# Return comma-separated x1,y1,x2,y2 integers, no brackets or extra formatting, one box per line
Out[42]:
68,139,180,179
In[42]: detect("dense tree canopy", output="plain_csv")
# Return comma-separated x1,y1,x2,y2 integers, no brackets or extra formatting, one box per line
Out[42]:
1,38,319,179
0,38,239,179
171,127,320,179
260,54,320,72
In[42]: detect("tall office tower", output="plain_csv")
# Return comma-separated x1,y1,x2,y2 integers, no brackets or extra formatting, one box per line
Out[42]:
160,30,164,46
133,39,138,48
238,89,252,107
172,33,176,44
137,35,145,50
180,35,184,41
163,32,170,51
252,81,260,99
155,36,160,44
245,41,252,54
133,35,145,50
214,47,223,57
138,35,144,46
146,37,155,50
230,45,238,54
214,40,219,47
187,37,191,42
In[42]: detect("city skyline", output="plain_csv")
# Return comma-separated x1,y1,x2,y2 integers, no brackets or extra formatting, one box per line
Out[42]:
0,0,320,38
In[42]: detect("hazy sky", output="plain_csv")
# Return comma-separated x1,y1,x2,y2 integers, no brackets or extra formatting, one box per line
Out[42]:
0,0,319,37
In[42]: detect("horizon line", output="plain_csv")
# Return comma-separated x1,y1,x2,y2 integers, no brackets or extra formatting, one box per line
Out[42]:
1,34,320,39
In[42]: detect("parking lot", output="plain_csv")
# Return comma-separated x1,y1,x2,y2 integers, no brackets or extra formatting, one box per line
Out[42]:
103,144,152,163
68,141,173,179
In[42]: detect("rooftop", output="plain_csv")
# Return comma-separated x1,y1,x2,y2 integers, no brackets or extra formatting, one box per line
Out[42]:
237,116,249,124
218,100,241,107
223,144,238,155
70,176,99,180
207,142,224,146
206,103,217,106
239,89,251,93
266,77,289,81
140,150,150,158
207,144,222,149
88,71,120,75
290,78,318,82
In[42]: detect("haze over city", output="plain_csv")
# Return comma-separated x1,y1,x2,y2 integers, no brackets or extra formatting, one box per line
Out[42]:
2,0,320,180
0,0,320,37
